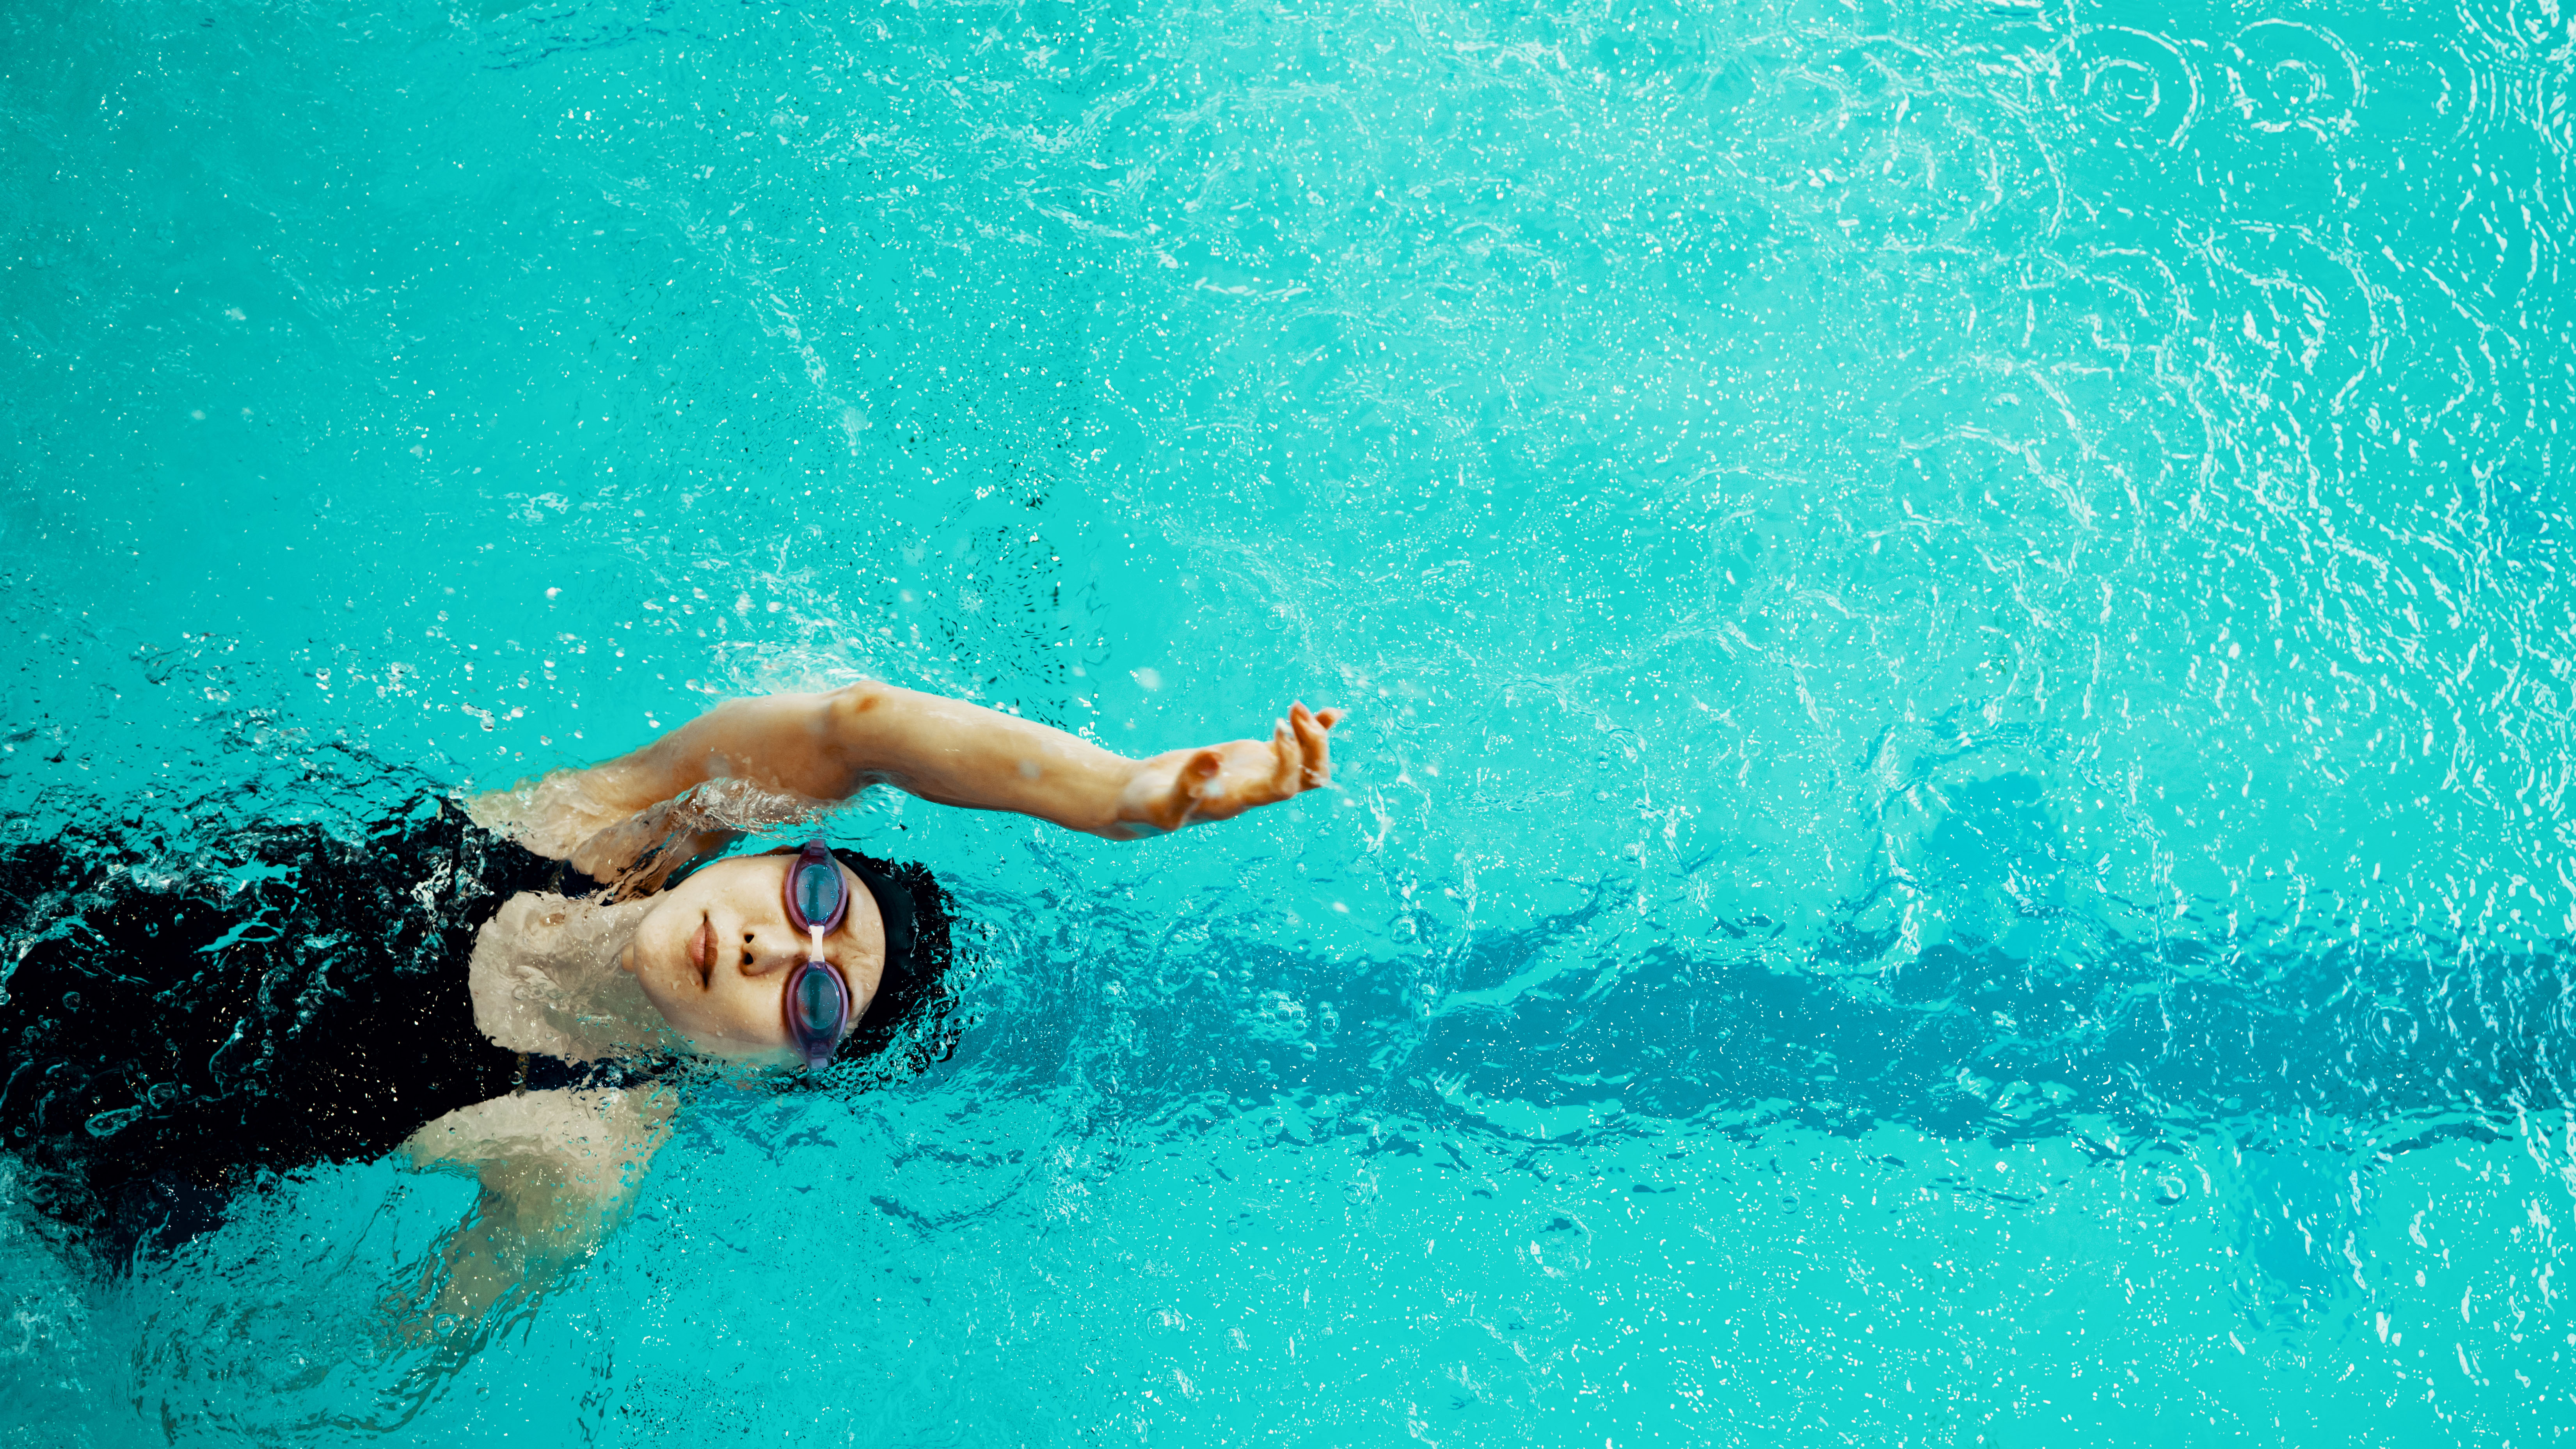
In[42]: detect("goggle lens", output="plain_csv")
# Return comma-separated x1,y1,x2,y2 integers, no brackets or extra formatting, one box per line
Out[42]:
787,958,849,1067
785,840,849,936
781,839,853,1070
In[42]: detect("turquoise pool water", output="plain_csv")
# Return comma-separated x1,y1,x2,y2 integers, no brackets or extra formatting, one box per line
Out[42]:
3,0,2571,1440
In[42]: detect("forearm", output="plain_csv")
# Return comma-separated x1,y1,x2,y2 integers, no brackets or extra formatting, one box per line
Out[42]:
831,685,1147,835
408,1161,644,1336
593,684,1145,838
428,1187,594,1323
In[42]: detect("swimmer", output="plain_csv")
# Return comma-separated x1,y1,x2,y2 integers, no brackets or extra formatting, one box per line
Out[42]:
0,682,1340,1332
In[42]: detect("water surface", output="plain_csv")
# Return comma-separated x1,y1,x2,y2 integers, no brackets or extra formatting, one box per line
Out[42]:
1,0,2571,1442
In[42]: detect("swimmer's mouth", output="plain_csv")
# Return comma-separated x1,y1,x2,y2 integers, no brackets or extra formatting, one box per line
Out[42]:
690,917,712,983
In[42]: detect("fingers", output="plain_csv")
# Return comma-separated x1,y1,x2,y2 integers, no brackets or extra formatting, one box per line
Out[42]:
1289,702,1334,789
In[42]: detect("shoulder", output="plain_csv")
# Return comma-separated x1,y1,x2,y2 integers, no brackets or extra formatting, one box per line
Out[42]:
405,1083,677,1193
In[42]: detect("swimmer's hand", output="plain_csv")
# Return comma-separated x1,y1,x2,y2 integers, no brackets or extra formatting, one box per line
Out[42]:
1108,702,1343,838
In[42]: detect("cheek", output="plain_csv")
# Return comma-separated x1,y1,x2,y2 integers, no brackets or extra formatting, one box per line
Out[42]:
632,904,696,980
628,967,705,1035
704,975,791,1049
629,958,753,1042
648,987,784,1061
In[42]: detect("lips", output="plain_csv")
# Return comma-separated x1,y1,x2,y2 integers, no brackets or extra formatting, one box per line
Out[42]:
689,917,713,981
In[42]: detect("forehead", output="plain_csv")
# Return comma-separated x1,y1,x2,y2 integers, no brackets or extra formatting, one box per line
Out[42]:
684,852,789,890
707,850,794,876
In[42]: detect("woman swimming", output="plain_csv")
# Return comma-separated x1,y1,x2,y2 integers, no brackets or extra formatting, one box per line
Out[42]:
0,681,1340,1325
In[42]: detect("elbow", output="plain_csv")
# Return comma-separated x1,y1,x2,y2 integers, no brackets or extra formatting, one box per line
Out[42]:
826,680,892,713
823,681,894,736
818,682,908,791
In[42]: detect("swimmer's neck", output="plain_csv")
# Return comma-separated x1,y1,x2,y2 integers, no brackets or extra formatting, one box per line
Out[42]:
471,893,685,1063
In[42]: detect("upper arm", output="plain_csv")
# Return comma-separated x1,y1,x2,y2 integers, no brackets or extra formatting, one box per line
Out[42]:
626,688,862,802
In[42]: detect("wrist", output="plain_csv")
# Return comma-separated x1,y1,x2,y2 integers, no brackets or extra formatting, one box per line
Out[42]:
1101,756,1168,839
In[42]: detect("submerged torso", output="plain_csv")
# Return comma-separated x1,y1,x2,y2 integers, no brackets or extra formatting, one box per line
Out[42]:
0,798,954,1257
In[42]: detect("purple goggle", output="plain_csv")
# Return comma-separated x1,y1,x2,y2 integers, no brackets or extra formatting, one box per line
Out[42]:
782,838,852,1071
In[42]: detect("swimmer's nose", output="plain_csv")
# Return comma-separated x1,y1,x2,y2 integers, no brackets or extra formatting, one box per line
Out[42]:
735,924,798,977
736,918,849,978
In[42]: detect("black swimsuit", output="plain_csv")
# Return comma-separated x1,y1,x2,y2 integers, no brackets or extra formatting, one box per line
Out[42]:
0,796,955,1257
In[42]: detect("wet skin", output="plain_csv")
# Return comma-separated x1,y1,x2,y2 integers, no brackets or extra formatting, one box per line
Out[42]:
619,853,884,1066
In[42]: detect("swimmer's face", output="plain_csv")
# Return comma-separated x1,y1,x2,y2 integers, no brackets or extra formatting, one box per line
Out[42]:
622,853,884,1067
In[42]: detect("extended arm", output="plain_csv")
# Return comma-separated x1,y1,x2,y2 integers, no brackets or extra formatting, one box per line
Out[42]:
474,682,1340,879
590,684,1245,834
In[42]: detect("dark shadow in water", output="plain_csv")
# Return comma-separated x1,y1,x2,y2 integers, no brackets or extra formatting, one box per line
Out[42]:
1058,829,2567,1320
